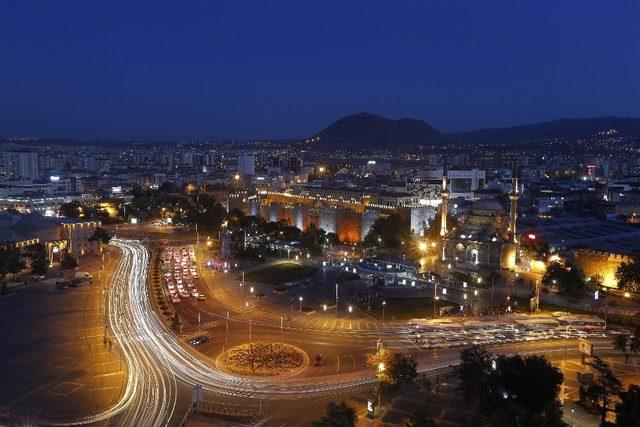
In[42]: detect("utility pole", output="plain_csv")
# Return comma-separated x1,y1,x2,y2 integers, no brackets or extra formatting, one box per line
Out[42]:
335,283,339,319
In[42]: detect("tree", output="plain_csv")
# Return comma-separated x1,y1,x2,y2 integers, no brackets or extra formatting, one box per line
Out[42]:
482,354,566,427
458,346,567,427
367,347,418,401
0,247,25,281
60,253,78,270
172,313,182,331
59,201,83,218
363,213,411,249
325,232,340,248
457,345,492,402
300,224,324,256
26,244,49,276
89,227,112,245
541,262,587,294
582,357,621,425
407,406,437,427
614,333,633,364
519,237,550,261
312,401,356,427
616,384,640,427
616,256,640,293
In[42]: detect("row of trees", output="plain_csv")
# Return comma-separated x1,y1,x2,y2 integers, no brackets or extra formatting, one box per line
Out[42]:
226,209,340,255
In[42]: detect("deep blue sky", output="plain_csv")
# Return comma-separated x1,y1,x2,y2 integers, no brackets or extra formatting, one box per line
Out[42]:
1,1,639,140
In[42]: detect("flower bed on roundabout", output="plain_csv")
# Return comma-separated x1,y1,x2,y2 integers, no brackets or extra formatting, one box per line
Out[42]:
219,342,307,377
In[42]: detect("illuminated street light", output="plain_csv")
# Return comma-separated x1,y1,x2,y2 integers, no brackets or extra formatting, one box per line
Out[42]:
299,296,303,314
418,241,427,252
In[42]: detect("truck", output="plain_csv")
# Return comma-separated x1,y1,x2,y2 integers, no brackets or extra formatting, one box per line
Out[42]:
74,271,93,281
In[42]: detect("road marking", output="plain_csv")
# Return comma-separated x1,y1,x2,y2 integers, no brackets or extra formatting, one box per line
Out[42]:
404,336,421,350
322,320,328,328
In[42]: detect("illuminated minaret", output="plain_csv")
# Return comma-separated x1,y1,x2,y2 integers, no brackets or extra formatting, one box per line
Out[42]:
508,163,520,243
440,160,449,237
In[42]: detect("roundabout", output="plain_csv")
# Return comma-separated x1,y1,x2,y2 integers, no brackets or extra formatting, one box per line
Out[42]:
217,342,308,377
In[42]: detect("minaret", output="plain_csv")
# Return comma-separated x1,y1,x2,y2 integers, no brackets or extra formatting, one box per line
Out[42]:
440,159,449,237
508,163,520,243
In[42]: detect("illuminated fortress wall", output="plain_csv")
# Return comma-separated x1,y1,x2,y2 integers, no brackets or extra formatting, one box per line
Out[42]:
410,206,437,236
361,210,380,241
319,207,337,234
336,208,362,244
235,192,424,243
573,249,631,289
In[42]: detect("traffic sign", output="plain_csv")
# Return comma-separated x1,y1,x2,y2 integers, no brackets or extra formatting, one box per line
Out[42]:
578,338,593,356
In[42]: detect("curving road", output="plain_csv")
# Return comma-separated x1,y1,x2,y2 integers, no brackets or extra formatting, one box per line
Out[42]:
96,239,612,425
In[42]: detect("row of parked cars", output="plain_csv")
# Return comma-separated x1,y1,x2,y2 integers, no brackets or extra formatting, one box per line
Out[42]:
163,246,204,304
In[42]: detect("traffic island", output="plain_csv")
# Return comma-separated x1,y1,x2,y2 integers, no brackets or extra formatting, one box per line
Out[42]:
217,342,307,377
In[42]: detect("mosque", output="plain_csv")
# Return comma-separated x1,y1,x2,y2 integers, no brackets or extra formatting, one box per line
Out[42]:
441,165,520,270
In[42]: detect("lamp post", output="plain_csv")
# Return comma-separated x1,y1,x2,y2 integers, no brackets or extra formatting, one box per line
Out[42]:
433,283,438,317
382,301,386,323
299,296,303,314
377,362,386,407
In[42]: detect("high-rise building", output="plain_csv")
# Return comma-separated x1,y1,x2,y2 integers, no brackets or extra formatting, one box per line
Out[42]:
237,155,255,176
2,151,39,180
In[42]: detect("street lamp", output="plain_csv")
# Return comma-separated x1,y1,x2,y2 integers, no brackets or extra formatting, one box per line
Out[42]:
348,305,353,316
418,241,427,252
382,301,386,323
299,296,303,314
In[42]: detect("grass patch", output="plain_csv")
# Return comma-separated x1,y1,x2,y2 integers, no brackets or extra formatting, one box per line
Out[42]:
364,297,456,320
243,263,317,285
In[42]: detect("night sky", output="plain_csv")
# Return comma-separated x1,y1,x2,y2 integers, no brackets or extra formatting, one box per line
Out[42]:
1,1,638,140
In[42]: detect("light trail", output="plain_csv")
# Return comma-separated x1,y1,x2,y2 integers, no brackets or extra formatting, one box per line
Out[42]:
107,239,605,402
54,239,178,426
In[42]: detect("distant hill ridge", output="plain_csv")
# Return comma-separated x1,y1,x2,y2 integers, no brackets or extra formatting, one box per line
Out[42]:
311,113,640,148
310,112,448,149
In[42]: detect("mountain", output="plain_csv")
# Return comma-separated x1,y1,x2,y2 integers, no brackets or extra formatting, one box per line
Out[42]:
310,113,448,149
450,117,640,144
